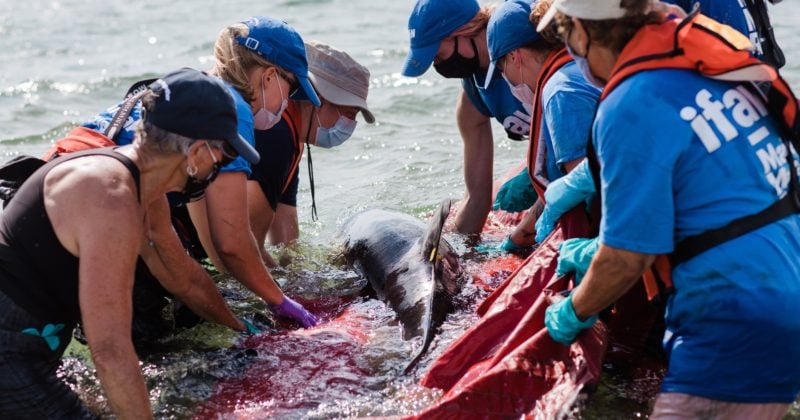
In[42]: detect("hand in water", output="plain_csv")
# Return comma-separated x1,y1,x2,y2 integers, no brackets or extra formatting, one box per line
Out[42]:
270,296,319,328
239,317,262,335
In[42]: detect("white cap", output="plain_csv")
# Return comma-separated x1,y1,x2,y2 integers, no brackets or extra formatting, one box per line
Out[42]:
537,0,629,32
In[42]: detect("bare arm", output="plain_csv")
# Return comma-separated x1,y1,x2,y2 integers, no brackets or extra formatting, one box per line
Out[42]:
509,199,544,247
570,244,655,319
190,172,285,305
139,196,243,331
455,90,494,234
47,161,152,419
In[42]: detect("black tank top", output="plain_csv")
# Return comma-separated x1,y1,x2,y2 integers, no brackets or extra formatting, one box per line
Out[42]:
0,148,140,326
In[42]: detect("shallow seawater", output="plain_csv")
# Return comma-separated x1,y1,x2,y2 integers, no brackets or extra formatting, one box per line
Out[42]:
5,0,800,418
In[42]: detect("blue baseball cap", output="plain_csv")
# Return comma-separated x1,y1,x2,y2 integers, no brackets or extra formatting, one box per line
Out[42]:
236,16,321,107
401,0,481,77
146,68,260,164
484,0,542,88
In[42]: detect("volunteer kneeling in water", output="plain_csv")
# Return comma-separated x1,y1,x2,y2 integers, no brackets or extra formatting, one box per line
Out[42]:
540,0,800,417
82,17,320,329
248,40,375,266
483,0,599,251
402,0,533,234
0,69,255,418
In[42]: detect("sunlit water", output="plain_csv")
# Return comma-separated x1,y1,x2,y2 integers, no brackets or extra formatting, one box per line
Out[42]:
3,0,800,418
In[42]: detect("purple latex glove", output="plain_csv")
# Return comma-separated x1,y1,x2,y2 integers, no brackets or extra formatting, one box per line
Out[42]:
269,296,319,328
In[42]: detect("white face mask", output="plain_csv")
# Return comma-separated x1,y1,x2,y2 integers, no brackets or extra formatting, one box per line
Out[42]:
502,74,533,115
501,55,534,115
315,110,357,148
253,72,288,130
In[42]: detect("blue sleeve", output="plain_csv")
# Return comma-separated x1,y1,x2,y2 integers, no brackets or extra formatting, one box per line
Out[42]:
81,100,142,146
543,89,595,167
595,89,680,255
220,85,254,176
461,78,492,117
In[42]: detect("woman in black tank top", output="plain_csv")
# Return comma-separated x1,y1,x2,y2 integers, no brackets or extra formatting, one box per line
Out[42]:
0,68,259,418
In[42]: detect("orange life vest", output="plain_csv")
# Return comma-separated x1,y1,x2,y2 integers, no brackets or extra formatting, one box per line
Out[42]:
282,100,306,195
592,11,800,301
527,48,574,202
41,127,117,161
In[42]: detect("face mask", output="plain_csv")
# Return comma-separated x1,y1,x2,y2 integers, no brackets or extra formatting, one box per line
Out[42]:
501,57,534,115
315,110,357,149
253,72,288,130
566,28,605,88
433,38,481,79
180,142,222,202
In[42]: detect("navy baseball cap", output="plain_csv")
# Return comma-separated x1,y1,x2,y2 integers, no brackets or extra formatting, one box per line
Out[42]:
236,16,321,107
484,0,542,88
146,68,260,164
401,0,481,77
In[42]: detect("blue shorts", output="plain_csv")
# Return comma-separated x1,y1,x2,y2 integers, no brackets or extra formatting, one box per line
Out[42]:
0,289,96,419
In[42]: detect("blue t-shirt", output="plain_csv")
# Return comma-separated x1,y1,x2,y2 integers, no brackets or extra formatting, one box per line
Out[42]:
539,61,600,181
595,68,800,402
462,71,532,140
664,0,763,57
81,80,254,175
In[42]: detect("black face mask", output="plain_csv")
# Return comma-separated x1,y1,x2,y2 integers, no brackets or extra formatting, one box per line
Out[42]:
179,143,223,203
433,38,481,79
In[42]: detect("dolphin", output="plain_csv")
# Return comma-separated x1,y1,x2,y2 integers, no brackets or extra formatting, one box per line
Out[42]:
341,199,462,372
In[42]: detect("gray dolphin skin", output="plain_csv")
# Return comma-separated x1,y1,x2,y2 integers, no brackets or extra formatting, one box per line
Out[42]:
342,200,462,372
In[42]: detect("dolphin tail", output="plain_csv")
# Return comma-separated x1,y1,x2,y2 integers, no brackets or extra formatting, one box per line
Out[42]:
405,199,453,374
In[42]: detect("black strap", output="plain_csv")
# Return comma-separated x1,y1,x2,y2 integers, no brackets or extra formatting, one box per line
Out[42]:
304,111,318,222
105,90,147,142
672,81,800,265
744,0,785,69
671,192,798,265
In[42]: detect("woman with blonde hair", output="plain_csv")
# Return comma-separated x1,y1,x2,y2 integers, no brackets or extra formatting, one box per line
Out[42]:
401,0,533,235
78,17,321,335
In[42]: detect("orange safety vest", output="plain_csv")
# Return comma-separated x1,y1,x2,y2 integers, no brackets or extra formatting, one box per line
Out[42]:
282,101,306,195
592,11,800,301
527,48,574,202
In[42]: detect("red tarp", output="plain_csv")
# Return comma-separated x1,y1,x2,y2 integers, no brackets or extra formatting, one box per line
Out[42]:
412,203,663,418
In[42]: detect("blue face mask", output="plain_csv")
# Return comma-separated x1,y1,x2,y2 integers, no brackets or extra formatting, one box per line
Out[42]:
316,112,357,148
566,29,605,89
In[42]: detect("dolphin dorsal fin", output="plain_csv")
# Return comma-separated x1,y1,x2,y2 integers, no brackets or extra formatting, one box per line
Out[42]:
421,199,453,263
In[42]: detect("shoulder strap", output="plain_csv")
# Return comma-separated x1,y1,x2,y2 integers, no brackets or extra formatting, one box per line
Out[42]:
104,90,147,142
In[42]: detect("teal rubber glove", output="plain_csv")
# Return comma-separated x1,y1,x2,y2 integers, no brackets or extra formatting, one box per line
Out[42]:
475,235,529,254
555,237,599,285
499,235,526,252
493,168,538,213
545,294,598,345
239,317,262,335
534,160,596,243
21,323,65,351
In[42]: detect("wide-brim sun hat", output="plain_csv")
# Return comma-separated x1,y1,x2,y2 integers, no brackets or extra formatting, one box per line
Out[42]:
303,41,375,123
537,0,628,32
146,68,260,164
401,0,481,77
484,0,542,88
235,16,322,107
